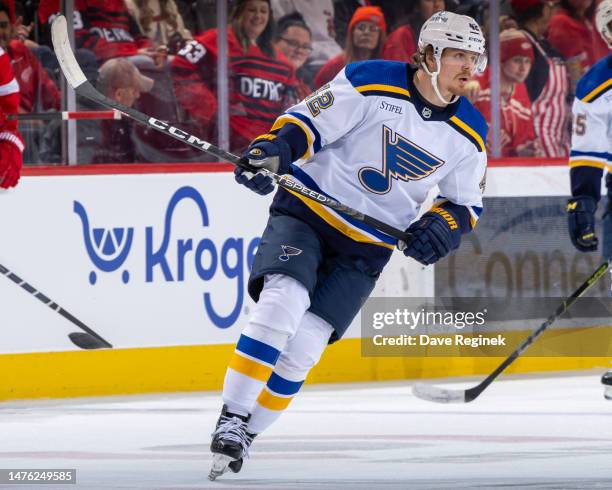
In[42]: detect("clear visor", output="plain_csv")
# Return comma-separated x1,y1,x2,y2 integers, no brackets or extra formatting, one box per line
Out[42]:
438,49,488,75
474,52,488,74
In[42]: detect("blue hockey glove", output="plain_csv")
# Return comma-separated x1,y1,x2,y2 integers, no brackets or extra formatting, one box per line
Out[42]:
567,196,598,252
399,210,462,265
235,138,293,196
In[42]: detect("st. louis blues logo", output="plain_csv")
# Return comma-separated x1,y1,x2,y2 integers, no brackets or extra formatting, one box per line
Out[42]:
358,126,445,194
279,245,302,262
73,201,134,285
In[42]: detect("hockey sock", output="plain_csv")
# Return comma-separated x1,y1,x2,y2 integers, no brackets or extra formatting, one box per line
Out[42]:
222,274,311,416
247,312,333,434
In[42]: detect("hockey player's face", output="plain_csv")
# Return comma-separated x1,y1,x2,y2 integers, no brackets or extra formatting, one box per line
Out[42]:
438,48,479,95
502,56,532,83
241,0,270,42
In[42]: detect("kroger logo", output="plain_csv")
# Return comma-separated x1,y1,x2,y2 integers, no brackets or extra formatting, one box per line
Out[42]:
74,186,260,329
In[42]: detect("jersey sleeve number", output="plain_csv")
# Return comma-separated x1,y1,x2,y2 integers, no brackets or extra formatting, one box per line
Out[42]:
177,40,207,64
306,84,334,117
573,113,586,136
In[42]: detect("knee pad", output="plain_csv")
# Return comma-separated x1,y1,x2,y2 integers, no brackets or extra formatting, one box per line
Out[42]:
274,312,334,380
243,274,311,350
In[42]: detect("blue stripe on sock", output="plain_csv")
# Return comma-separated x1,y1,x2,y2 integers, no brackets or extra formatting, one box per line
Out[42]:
266,372,304,396
236,335,281,365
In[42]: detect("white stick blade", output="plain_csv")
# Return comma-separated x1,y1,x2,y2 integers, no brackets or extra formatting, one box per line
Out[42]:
412,383,466,403
51,15,87,88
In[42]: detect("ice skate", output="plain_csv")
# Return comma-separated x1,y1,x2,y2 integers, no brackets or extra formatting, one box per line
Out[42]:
602,371,612,400
208,405,255,480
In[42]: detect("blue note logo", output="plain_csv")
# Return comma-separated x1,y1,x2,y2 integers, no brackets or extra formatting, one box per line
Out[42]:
358,126,445,194
279,245,302,262
74,201,134,285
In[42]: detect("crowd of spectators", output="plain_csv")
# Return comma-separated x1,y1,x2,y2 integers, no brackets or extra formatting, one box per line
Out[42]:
0,0,610,164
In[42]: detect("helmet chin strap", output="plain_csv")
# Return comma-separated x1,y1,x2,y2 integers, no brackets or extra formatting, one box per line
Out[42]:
420,56,459,106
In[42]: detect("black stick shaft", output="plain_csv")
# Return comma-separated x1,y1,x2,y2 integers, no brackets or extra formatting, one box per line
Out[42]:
465,259,611,402
0,262,113,348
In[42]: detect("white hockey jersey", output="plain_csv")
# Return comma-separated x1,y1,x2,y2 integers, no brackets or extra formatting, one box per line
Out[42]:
569,54,612,173
267,60,487,268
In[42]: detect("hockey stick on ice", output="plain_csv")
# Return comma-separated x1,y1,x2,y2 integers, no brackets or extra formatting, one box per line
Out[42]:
413,259,612,403
0,263,112,350
50,15,409,243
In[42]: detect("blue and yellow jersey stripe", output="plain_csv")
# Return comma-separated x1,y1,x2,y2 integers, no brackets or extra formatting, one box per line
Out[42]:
268,112,322,163
569,150,612,170
346,60,412,102
286,165,396,249
355,83,412,102
576,55,612,103
580,78,612,103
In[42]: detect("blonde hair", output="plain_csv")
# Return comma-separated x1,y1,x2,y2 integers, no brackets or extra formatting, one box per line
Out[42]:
134,0,178,33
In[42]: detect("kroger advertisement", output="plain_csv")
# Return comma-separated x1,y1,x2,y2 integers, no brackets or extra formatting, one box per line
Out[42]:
0,171,271,353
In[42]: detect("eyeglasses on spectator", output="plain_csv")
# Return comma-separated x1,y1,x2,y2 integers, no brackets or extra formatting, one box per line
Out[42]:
279,37,313,53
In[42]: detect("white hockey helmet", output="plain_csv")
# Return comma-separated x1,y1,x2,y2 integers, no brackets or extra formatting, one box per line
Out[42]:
595,0,612,48
418,11,487,104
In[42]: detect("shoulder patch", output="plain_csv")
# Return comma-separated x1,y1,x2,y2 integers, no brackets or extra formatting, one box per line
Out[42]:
345,60,411,102
445,97,488,153
576,55,612,103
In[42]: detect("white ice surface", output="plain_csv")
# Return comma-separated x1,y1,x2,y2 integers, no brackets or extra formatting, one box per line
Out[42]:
1,373,612,489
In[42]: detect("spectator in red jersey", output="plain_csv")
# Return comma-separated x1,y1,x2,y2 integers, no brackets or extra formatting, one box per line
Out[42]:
0,4,60,114
314,6,386,88
171,0,297,152
0,42,23,188
274,12,313,102
38,0,158,68
382,0,445,62
547,0,607,93
474,29,541,157
511,0,571,157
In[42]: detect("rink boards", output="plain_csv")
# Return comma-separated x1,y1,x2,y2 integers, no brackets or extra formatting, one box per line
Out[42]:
1,162,611,400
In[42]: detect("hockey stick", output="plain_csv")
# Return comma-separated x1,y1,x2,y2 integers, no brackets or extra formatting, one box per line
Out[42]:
0,263,112,350
50,15,409,243
413,259,612,403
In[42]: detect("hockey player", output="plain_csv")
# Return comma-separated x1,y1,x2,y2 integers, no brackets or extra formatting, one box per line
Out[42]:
208,10,488,479
565,0,612,399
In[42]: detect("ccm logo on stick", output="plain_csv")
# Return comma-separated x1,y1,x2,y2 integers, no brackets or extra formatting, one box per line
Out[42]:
149,117,211,151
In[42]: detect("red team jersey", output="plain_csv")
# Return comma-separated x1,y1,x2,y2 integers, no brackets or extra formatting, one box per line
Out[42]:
0,47,19,120
7,40,61,113
171,27,297,151
382,25,417,63
547,8,610,74
474,69,538,157
39,0,152,62
0,47,24,187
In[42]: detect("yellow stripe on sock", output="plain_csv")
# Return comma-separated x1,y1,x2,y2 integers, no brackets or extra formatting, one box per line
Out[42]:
256,388,293,411
228,353,273,382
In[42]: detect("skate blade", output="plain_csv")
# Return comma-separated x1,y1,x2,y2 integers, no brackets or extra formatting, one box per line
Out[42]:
208,453,234,481
604,386,612,400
